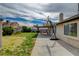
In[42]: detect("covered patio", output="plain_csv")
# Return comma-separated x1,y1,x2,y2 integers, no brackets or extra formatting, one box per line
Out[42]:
35,25,53,35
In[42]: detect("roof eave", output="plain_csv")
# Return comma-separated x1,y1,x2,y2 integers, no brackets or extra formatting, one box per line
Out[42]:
56,14,79,25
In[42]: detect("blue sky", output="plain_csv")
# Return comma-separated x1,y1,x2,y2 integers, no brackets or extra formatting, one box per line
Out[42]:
0,3,78,26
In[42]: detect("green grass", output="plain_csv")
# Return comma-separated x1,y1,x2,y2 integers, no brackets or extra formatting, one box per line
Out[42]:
0,32,38,56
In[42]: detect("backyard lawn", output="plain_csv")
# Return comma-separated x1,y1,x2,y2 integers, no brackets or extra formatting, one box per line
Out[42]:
0,32,37,56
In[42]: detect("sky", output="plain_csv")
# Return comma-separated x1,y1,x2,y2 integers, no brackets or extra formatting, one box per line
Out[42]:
0,3,78,26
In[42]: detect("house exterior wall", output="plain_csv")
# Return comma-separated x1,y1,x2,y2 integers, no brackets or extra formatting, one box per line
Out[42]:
10,22,19,29
2,22,22,33
2,22,10,27
56,19,79,48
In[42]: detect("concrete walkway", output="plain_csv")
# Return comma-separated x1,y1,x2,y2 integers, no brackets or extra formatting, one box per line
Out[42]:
31,33,74,56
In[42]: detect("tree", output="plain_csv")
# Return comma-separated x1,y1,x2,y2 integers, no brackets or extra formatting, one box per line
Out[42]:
6,20,10,23
2,27,14,36
0,18,3,21
36,24,39,33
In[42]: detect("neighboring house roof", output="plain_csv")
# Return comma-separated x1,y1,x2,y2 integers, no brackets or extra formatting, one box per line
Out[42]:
10,22,19,25
2,22,10,26
2,22,19,27
56,14,79,25
39,28,48,30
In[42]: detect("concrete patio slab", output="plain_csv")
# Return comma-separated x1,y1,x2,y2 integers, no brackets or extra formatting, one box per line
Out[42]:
31,33,74,56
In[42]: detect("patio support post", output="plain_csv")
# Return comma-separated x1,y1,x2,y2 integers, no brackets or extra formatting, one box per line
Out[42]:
0,19,3,48
47,16,57,40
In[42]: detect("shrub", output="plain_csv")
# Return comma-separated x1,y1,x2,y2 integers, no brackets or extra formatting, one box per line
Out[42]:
2,27,14,36
26,27,31,32
21,26,31,32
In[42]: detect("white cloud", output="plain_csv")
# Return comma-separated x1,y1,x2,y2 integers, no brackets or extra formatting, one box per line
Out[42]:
18,22,34,27
0,3,78,26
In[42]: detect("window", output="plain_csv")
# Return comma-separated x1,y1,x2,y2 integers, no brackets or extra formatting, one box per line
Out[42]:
64,23,77,37
64,24,69,35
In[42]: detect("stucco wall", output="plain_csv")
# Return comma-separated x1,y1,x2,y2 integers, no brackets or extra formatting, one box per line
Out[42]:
56,19,79,48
